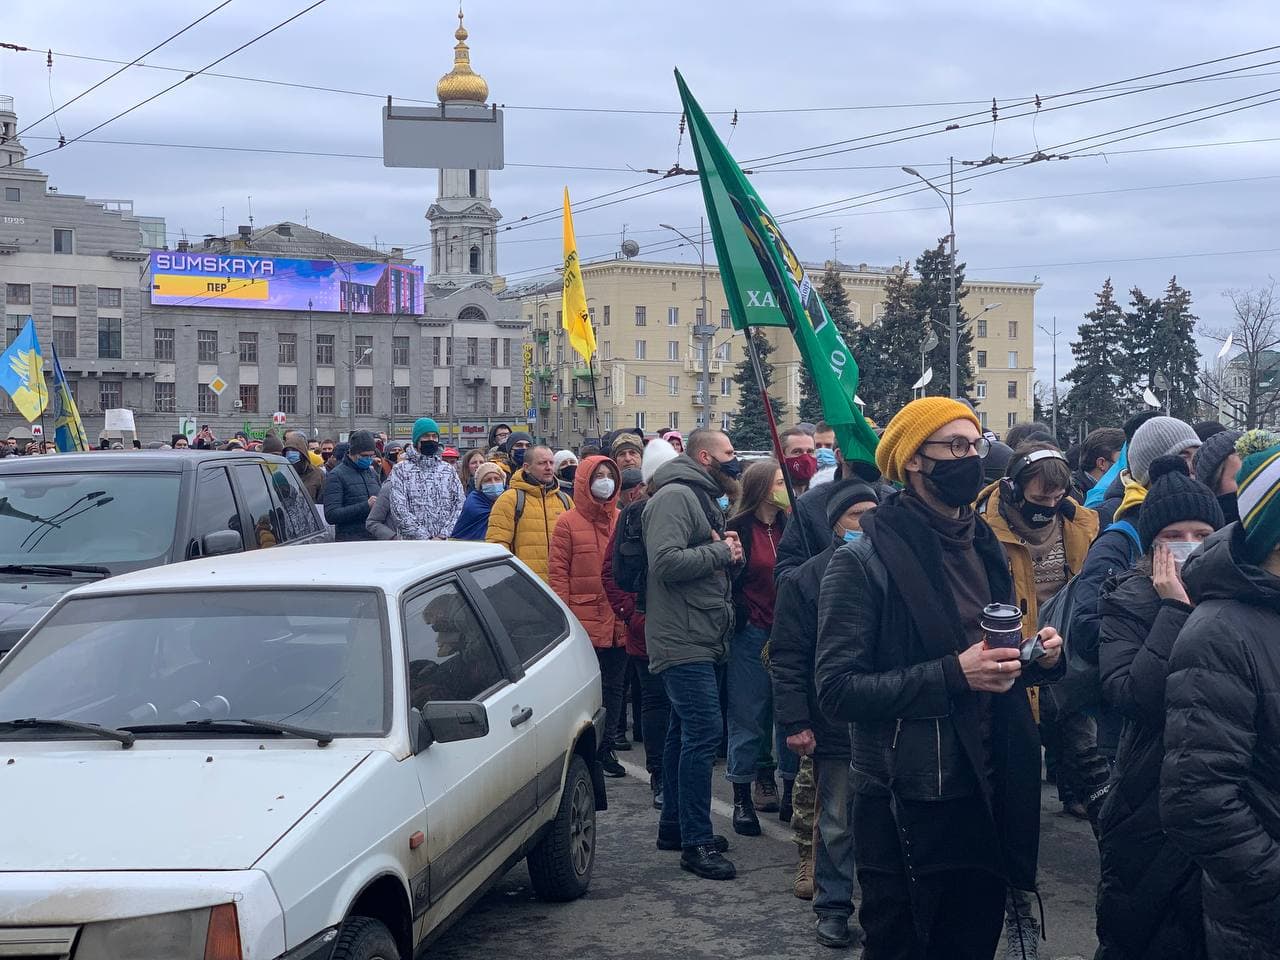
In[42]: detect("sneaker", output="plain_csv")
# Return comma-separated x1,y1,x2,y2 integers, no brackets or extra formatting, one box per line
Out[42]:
753,776,780,813
657,830,729,852
680,844,736,880
1004,901,1040,960
793,856,814,900
601,750,626,779
816,916,852,949
649,772,663,810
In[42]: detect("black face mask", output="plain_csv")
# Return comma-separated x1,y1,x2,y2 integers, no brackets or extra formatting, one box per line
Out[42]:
1218,491,1240,524
922,455,984,508
558,465,577,483
1017,498,1060,529
714,456,743,480
419,439,440,458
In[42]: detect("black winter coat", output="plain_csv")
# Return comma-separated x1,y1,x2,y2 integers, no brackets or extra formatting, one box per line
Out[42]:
815,492,1058,892
769,541,847,760
322,458,383,541
1095,569,1205,960
774,483,835,585
1162,525,1280,959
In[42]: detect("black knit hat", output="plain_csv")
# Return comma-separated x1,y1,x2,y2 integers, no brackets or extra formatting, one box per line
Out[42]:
1137,455,1225,552
825,480,880,528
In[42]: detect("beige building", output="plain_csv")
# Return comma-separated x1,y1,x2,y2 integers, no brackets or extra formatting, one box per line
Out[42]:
510,258,1039,449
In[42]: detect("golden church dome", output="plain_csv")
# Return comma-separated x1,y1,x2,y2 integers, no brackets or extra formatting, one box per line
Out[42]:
436,8,489,104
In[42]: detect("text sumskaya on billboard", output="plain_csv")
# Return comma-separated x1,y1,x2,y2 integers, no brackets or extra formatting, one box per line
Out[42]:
149,252,425,314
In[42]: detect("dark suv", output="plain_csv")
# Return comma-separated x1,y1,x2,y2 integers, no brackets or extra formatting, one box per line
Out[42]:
0,451,329,655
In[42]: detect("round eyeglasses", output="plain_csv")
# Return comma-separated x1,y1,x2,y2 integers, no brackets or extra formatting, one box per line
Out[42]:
921,436,992,459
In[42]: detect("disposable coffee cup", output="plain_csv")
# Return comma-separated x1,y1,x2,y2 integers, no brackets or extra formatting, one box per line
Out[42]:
981,603,1024,650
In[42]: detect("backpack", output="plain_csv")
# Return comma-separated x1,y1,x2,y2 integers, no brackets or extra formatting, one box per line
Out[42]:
610,480,723,613
512,487,572,528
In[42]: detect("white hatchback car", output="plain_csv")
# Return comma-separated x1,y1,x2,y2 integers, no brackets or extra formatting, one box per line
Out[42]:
0,542,606,960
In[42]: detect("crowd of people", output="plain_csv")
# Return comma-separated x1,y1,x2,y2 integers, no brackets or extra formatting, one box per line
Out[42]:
6,400,1277,960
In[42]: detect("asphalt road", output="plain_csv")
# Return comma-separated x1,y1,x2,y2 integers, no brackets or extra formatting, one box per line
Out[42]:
428,748,1101,960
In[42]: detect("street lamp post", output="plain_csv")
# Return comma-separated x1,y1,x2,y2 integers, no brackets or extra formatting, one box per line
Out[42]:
903,159,960,399
1038,316,1060,440
660,219,712,427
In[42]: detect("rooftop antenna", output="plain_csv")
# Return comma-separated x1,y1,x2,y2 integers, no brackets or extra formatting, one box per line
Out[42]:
304,208,310,228
220,206,226,236
247,195,254,229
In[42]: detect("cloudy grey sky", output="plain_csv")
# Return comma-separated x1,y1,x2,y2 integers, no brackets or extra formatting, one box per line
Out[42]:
4,0,1279,385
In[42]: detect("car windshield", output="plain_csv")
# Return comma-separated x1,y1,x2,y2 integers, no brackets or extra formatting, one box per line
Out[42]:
0,472,180,566
0,590,389,738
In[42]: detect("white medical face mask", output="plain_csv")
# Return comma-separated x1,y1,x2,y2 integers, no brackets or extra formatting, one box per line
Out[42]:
590,478,616,500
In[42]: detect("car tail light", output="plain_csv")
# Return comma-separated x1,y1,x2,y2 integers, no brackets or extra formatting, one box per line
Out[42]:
204,903,243,960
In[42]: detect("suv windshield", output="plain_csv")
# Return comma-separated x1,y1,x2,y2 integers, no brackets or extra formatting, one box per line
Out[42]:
0,590,389,738
0,472,180,567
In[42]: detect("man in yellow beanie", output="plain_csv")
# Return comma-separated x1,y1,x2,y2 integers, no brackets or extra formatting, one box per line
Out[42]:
815,397,1063,959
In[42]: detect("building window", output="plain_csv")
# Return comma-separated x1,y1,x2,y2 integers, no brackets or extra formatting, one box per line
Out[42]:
278,333,297,365
977,318,987,338
715,343,730,361
469,246,481,274
392,386,410,416
153,382,175,413
1007,380,1018,400
54,316,77,358
668,306,680,326
197,383,217,414
720,308,731,329
99,380,122,410
490,386,499,411
97,317,122,359
354,386,372,415
433,386,449,413
197,329,218,363
635,339,647,360
634,375,646,396
153,327,174,361
602,340,611,358
635,411,646,430
432,336,453,366
52,285,76,307
669,412,680,429
393,335,409,367
5,315,21,346
635,306,647,326
1008,320,1019,339
489,337,499,365
316,386,334,415
96,287,121,308
667,340,680,361
555,344,564,365
721,376,732,396
355,335,373,366
976,350,987,369
239,384,258,413
975,380,987,400
695,307,705,325
502,386,511,411
1008,412,1019,429
4,187,19,202
603,305,611,326
668,375,680,396
5,283,30,305
979,411,989,429
468,169,477,197
278,384,297,414
316,334,335,366
1008,351,1019,368
720,411,732,431
466,337,479,365
238,331,258,364
53,228,74,254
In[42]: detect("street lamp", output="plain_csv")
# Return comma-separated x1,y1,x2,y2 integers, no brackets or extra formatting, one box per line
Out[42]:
902,160,962,399
1038,317,1061,439
660,219,713,425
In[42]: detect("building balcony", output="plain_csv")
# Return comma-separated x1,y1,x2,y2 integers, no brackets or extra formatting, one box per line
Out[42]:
533,330,549,344
572,366,594,380
537,396,552,410
684,357,725,375
536,367,555,381
691,393,719,407
60,357,159,379
572,393,595,407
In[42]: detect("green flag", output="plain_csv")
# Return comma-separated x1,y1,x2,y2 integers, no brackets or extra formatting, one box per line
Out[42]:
676,70,879,466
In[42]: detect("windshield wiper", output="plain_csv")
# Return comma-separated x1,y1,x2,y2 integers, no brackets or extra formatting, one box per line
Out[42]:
0,717,134,748
0,563,111,577
124,717,334,747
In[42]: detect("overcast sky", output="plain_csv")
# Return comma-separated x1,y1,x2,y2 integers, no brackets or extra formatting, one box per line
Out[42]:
4,0,1279,387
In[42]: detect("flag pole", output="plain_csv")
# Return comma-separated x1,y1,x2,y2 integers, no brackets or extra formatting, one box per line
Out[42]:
587,354,602,438
742,328,813,557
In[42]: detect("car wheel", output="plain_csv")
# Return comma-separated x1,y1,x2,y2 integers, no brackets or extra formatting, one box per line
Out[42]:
527,754,595,901
330,916,401,960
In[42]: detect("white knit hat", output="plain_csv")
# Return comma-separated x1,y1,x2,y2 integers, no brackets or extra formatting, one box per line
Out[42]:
641,437,679,484
552,449,578,473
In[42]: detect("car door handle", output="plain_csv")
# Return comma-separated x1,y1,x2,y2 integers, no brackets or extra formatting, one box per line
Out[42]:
510,706,534,728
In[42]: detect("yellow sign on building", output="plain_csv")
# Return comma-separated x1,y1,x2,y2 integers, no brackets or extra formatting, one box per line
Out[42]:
151,275,270,301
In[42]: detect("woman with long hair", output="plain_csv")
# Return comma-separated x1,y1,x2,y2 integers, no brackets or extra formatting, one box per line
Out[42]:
724,458,796,836
456,449,486,492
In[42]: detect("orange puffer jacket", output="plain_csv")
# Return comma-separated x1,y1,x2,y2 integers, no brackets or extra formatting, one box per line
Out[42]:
549,456,626,649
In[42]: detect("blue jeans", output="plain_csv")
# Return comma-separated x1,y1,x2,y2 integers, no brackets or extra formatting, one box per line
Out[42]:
813,756,856,920
726,622,799,784
658,662,721,849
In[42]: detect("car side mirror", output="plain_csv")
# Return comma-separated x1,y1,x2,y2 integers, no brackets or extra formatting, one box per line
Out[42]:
202,529,243,557
413,701,489,753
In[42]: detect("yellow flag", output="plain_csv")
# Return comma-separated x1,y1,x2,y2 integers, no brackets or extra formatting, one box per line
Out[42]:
561,188,597,362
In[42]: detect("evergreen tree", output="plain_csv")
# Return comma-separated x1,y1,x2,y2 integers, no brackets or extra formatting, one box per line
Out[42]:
858,264,925,426
1150,276,1202,421
913,240,974,400
728,329,788,450
1062,278,1127,434
1119,286,1161,408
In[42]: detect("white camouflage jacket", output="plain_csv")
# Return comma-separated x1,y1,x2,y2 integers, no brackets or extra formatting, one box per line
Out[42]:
388,447,465,540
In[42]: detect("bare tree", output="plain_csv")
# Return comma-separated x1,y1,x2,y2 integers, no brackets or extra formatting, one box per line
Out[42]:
1201,282,1280,428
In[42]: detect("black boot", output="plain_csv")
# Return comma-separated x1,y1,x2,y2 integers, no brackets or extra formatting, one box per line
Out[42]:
600,749,625,778
680,843,737,880
733,782,761,836
779,776,795,823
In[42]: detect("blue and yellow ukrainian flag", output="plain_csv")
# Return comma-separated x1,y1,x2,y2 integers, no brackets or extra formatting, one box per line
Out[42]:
0,317,49,423
50,343,88,452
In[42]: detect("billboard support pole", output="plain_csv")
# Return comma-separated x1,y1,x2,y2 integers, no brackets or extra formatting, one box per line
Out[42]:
307,300,316,439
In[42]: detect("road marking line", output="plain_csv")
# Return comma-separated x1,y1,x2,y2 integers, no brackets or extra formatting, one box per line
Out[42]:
616,758,796,844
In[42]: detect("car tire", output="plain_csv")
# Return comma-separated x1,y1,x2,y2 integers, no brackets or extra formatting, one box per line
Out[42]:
527,754,595,902
330,916,401,960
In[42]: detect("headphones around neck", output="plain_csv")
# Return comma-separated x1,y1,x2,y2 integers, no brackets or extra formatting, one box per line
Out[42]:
1003,448,1069,503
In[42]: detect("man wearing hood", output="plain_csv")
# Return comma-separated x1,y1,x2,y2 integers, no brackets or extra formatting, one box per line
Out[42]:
389,417,465,540
486,443,571,581
644,429,745,881
283,431,324,503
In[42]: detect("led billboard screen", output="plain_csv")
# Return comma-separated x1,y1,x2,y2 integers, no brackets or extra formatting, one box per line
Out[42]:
149,252,425,314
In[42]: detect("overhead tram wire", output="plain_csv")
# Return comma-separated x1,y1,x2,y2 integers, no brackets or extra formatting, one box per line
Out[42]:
14,0,236,138
19,0,330,165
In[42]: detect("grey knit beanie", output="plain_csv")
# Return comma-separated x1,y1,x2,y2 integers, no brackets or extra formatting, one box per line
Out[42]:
1193,429,1243,490
1128,416,1201,485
